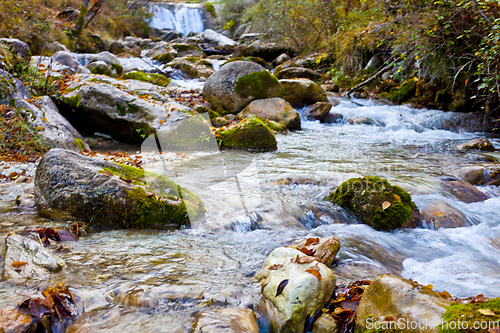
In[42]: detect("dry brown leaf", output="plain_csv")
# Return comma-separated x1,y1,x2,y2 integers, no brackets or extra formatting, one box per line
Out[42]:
305,263,322,280
276,279,289,297
305,237,320,246
268,264,283,270
478,309,497,316
393,194,401,202
11,262,27,268
382,201,391,210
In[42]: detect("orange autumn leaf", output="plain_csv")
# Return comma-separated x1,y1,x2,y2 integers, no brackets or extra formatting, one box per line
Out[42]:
11,262,27,268
268,264,283,270
305,263,322,280
305,237,319,246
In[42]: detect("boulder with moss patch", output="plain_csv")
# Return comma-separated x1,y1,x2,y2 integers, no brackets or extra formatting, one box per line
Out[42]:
237,97,300,130
224,56,267,67
454,138,495,152
34,148,205,229
58,74,192,143
120,71,171,87
215,115,277,151
167,57,215,79
390,78,417,104
324,176,418,231
438,297,500,333
279,78,328,108
171,44,206,58
202,61,283,115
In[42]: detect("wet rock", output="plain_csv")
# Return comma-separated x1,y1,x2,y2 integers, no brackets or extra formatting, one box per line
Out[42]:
347,117,377,125
275,67,322,81
34,148,205,229
324,176,418,231
215,115,277,151
85,61,112,76
479,164,500,186
439,111,498,133
246,41,294,62
145,41,175,58
322,112,343,124
167,57,215,79
237,97,301,130
87,51,123,77
15,193,35,208
286,236,340,267
14,96,89,151
275,53,290,66
58,74,192,143
454,138,495,152
441,179,489,203
193,308,259,333
52,51,79,71
420,201,468,229
280,78,328,108
201,29,237,47
202,61,283,115
355,275,452,333
212,117,230,128
0,306,35,333
467,154,497,162
454,166,486,185
172,43,206,58
312,313,338,333
365,54,384,70
3,234,66,280
254,247,336,333
305,102,332,123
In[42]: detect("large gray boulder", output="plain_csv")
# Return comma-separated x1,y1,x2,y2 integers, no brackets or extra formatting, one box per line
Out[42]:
58,74,193,143
237,97,301,130
52,51,80,70
0,38,30,60
0,69,29,105
280,78,328,108
34,149,205,229
202,61,283,115
15,96,89,152
3,234,66,280
88,51,123,77
254,247,336,333
355,275,452,333
201,29,237,47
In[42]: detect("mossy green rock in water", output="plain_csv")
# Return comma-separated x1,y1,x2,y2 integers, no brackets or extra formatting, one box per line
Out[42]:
324,176,417,231
120,71,171,87
215,115,277,151
34,149,205,229
390,78,417,104
439,298,500,333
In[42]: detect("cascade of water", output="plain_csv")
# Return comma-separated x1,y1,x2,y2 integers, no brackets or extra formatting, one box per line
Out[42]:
149,3,204,35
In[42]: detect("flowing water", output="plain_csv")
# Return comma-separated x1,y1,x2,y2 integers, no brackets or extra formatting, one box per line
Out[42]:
149,3,205,36
1,83,500,331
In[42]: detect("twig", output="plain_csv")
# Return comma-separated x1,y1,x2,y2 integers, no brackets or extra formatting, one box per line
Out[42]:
347,59,397,96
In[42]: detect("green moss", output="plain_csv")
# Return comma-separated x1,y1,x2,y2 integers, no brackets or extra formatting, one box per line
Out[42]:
184,57,199,63
74,138,86,151
100,163,206,225
127,102,139,113
116,103,126,116
263,119,287,132
110,63,123,76
438,298,500,333
324,176,416,231
390,79,417,104
204,3,217,18
197,59,212,67
63,95,81,108
215,115,277,151
234,70,284,99
120,71,171,87
172,44,203,54
435,89,452,104
378,92,391,100
152,52,174,64
212,116,229,128
224,56,267,67
88,64,111,76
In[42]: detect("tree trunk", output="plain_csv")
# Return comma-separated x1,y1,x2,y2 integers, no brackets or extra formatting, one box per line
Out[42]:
74,0,107,39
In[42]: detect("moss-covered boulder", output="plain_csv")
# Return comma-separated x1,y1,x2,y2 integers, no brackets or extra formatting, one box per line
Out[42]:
171,43,206,58
224,56,267,67
120,71,171,87
237,97,301,130
454,138,495,152
167,56,214,79
215,115,277,151
390,78,417,104
34,149,205,229
202,61,283,115
324,176,417,231
152,52,174,64
279,78,328,108
85,61,112,76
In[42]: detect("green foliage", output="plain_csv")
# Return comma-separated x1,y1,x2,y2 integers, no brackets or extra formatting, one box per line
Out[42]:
120,71,171,87
218,0,247,34
15,62,59,97
438,298,500,333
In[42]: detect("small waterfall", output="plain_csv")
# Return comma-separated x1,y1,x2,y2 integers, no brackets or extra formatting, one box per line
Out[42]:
149,3,205,36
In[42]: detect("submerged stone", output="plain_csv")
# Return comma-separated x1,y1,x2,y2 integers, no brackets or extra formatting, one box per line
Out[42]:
324,176,418,231
34,149,205,229
192,308,259,333
454,138,495,152
237,97,301,130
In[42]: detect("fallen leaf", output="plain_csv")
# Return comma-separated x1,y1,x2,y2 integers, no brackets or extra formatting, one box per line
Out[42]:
120,177,132,183
11,261,27,268
305,263,322,280
471,294,489,303
100,170,113,177
276,279,289,297
298,247,314,256
305,237,320,246
268,264,283,270
382,201,391,210
393,194,401,202
478,309,496,316
296,255,316,264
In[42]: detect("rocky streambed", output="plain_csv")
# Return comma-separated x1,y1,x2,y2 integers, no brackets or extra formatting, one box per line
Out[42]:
0,36,500,332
